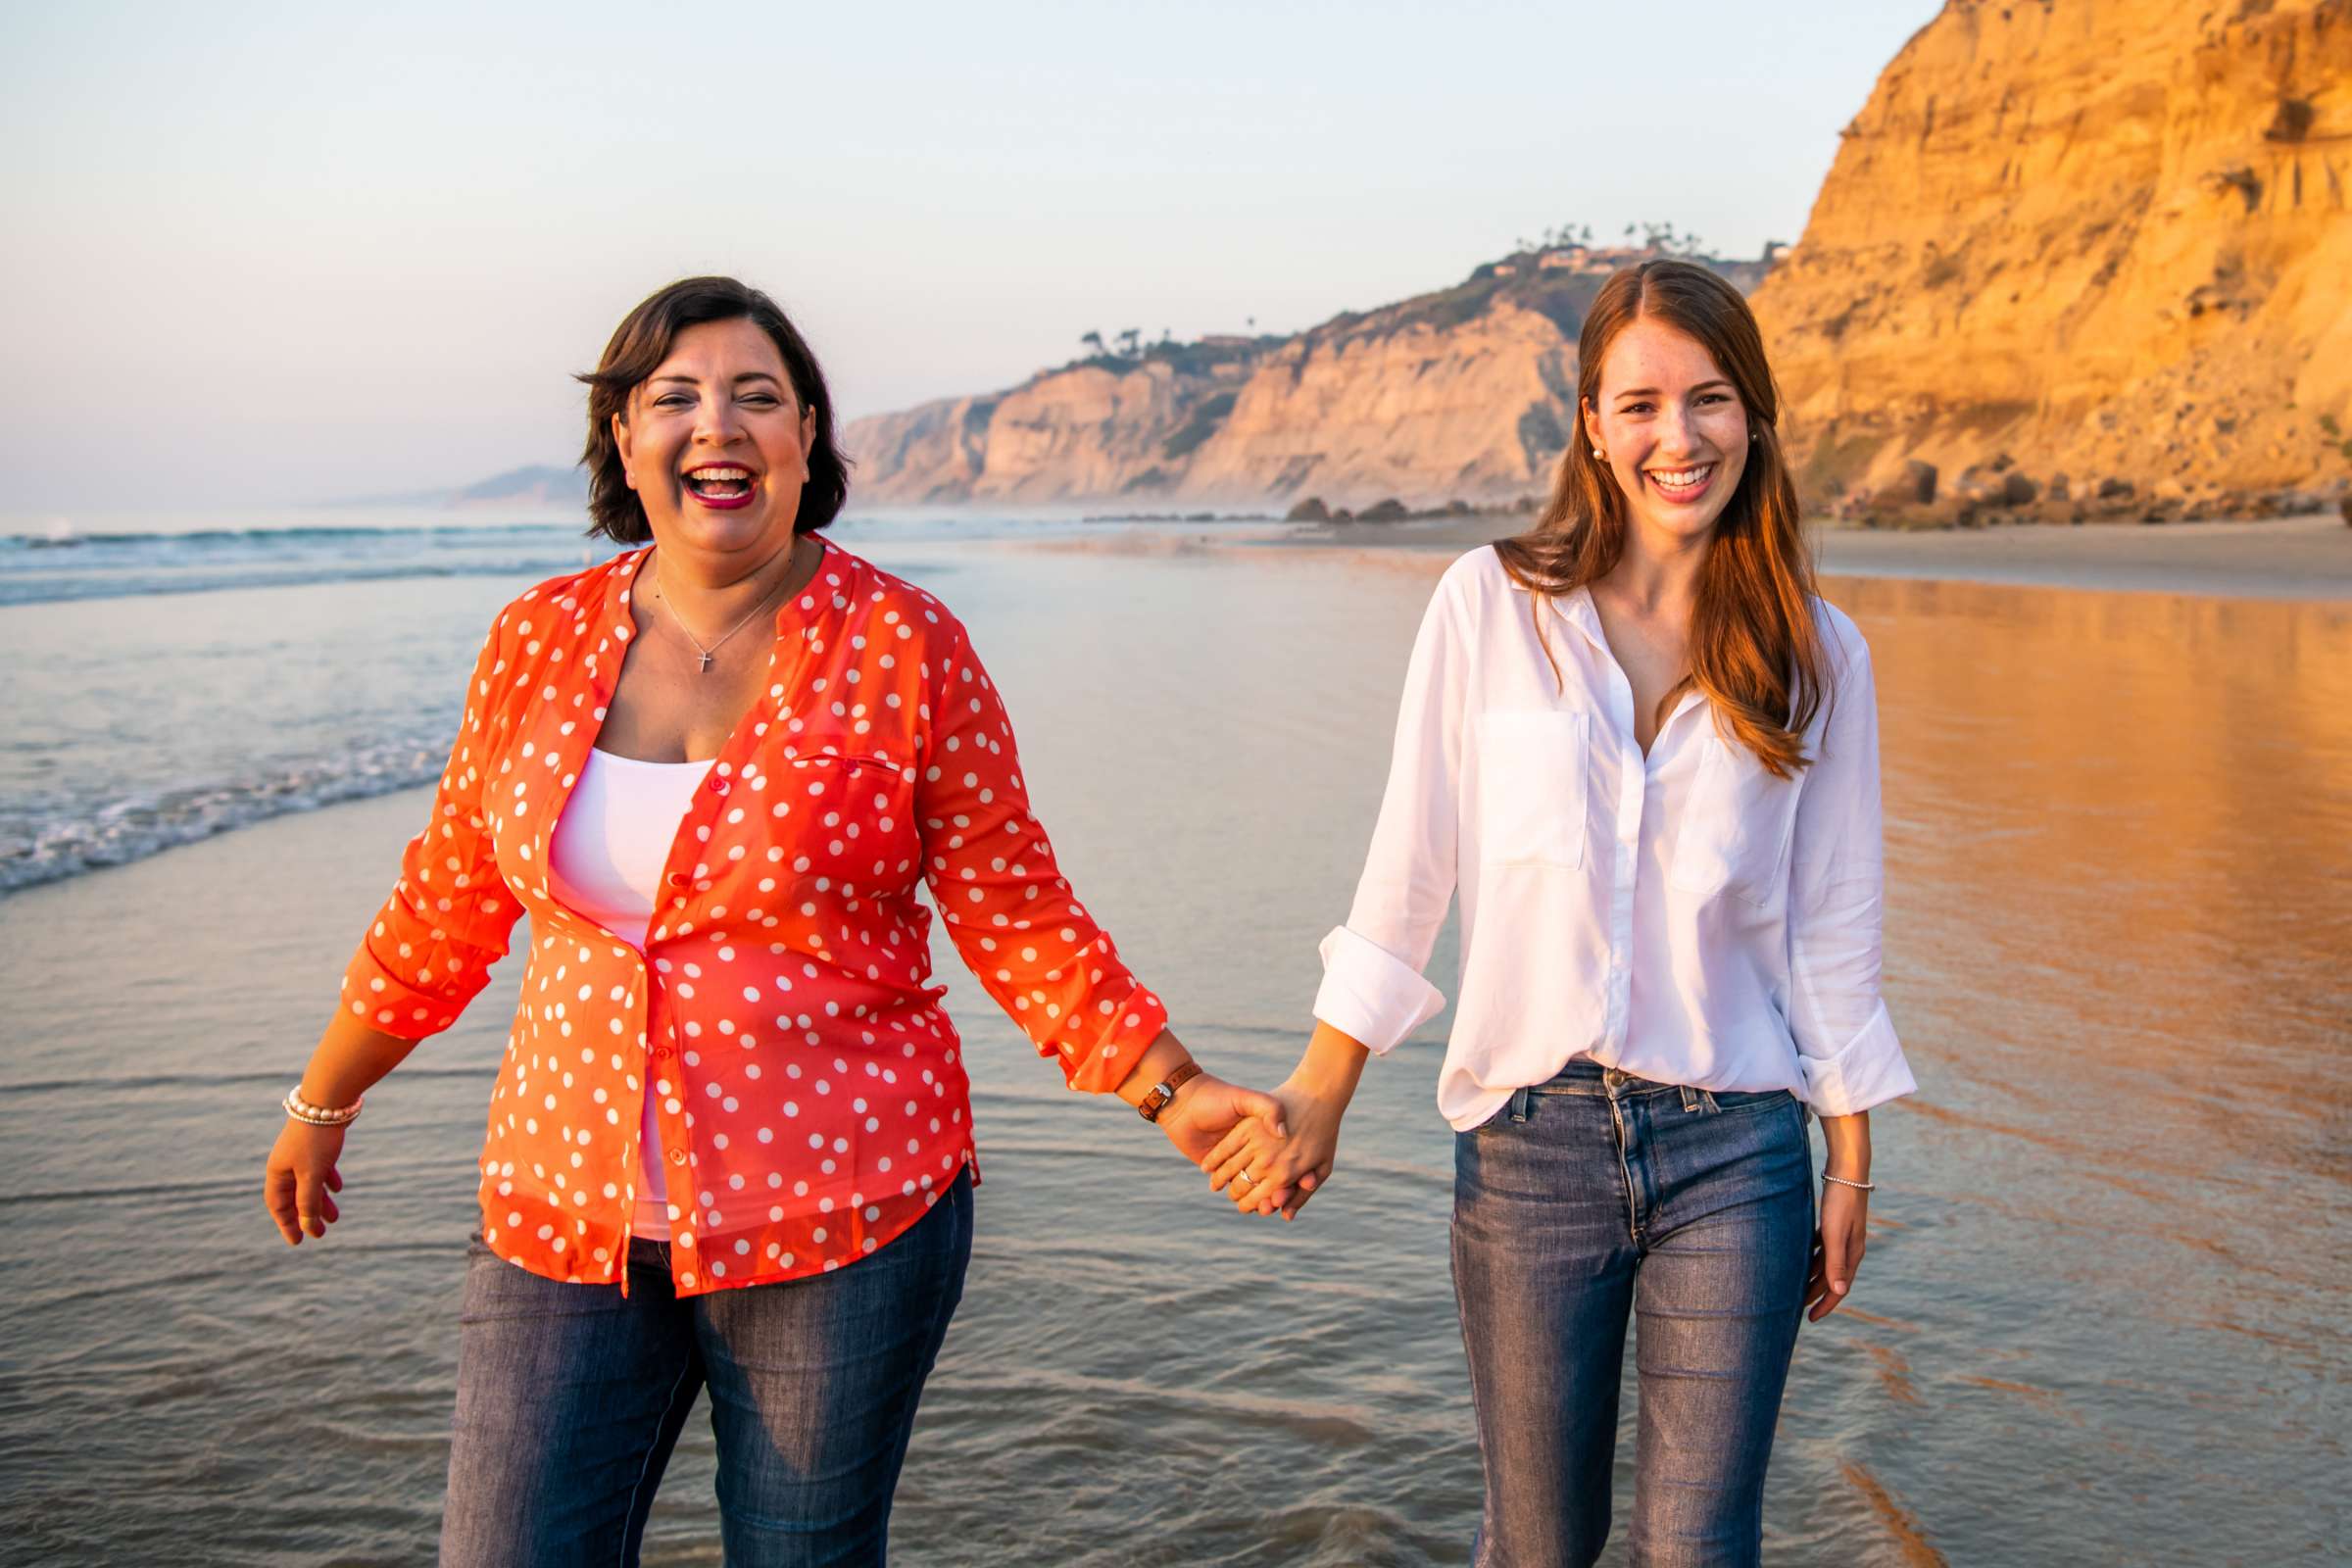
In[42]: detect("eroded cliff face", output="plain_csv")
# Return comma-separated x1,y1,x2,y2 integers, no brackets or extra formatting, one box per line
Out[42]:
846,355,1245,507
844,261,1726,509
1752,0,2352,513
1173,303,1576,507
849,362,1211,507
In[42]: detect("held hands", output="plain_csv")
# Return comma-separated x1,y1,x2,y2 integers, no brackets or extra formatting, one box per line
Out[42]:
264,1119,347,1245
1151,1071,1292,1166
1196,1025,1368,1222
1202,1068,1355,1220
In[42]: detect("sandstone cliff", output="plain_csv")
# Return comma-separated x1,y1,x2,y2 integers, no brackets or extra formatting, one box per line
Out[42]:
847,0,2349,516
1753,0,2352,516
845,253,1767,510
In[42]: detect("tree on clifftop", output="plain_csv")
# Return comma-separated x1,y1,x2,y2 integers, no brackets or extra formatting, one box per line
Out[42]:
1080,330,1105,356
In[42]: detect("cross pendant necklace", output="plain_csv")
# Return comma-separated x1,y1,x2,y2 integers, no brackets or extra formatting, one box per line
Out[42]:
649,541,802,674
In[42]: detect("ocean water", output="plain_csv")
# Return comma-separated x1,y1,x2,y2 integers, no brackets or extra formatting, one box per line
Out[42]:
1,522,2346,1565
0,512,1200,894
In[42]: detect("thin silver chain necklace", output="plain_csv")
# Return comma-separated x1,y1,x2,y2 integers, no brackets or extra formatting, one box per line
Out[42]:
647,539,804,673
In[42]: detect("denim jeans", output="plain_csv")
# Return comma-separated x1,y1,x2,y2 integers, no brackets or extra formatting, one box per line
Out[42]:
439,1167,972,1568
1451,1060,1814,1568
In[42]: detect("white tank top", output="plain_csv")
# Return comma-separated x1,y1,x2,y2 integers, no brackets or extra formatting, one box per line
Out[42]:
546,747,712,1243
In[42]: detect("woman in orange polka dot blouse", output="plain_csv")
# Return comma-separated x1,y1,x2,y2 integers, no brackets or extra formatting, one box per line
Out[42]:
260,276,1284,1566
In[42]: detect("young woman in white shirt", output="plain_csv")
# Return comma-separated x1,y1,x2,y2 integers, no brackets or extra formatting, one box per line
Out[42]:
1208,259,1916,1568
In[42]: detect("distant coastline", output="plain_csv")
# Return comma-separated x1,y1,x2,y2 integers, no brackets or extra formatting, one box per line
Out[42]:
318,463,589,512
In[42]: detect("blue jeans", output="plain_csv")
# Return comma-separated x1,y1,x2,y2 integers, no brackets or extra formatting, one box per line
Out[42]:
1451,1061,1814,1568
439,1168,972,1568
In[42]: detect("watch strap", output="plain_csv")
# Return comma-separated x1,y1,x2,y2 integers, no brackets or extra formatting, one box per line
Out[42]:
1137,1060,1204,1122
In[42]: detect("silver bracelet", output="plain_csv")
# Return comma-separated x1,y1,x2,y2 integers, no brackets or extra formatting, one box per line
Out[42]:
1821,1173,1876,1192
283,1086,363,1127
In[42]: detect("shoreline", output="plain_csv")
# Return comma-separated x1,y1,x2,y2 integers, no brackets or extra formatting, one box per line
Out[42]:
9,516,2346,905
1020,513,2352,603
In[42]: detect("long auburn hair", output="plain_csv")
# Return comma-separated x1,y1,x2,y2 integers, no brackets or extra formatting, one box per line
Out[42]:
1494,260,1828,778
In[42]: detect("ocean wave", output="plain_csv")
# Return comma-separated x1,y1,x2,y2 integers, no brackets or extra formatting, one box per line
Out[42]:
0,514,1034,606
0,739,450,895
0,555,610,607
0,516,616,606
1,519,585,548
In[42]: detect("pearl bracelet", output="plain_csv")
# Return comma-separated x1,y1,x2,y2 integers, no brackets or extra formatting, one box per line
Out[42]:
1821,1173,1876,1192
283,1086,363,1127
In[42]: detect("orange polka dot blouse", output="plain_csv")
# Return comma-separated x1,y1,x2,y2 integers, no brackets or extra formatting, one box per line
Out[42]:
342,540,1169,1296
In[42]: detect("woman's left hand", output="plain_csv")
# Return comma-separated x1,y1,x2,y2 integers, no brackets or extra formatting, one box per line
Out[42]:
1805,1181,1869,1321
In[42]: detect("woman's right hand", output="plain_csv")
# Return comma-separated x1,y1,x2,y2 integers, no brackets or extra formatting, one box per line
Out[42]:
1203,1073,1350,1220
1203,1023,1371,1221
264,1119,348,1245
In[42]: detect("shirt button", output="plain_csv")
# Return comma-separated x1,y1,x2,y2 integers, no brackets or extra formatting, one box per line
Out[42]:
707,776,730,796
668,1150,688,1166
666,872,688,889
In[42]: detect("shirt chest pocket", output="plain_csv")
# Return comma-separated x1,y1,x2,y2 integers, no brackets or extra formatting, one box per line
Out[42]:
1473,710,1590,870
1670,733,1800,907
784,752,920,885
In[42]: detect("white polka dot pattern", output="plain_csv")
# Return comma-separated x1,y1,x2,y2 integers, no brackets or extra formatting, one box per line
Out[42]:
341,541,1168,1298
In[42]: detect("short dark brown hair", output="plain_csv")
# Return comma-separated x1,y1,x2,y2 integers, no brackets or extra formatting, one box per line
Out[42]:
576,277,852,542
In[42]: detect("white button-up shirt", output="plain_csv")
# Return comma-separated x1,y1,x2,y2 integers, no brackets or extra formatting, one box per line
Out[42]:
1313,546,1916,1131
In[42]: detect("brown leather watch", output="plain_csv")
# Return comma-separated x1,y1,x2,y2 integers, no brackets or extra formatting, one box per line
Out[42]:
1136,1060,1203,1122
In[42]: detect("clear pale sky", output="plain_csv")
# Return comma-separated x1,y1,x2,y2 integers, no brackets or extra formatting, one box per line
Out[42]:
1,1,1938,512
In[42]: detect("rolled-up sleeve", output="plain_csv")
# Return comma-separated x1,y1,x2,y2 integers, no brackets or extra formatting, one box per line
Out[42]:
1311,568,1466,1055
340,618,523,1039
1787,621,1916,1116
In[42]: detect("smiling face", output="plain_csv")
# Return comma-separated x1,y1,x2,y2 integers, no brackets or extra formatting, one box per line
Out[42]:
1582,314,1751,551
613,317,815,564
